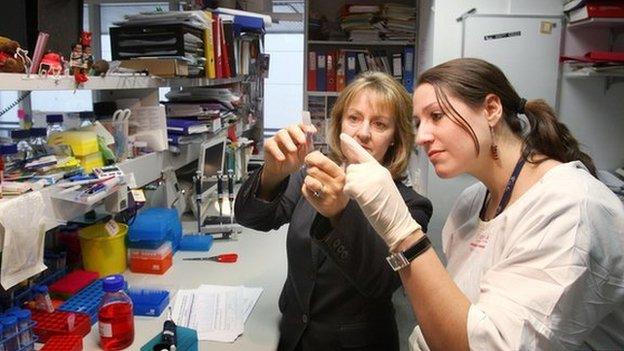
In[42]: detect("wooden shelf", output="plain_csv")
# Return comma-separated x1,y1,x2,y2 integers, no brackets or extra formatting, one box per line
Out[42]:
0,73,247,91
567,17,624,29
308,40,414,46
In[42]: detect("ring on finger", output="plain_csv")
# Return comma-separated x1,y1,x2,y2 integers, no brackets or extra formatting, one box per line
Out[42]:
313,183,324,198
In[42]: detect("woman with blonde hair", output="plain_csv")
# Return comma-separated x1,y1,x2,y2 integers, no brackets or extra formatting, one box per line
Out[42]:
235,71,432,351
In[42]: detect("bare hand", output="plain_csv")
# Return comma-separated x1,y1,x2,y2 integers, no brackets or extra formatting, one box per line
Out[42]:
260,124,316,199
301,151,349,219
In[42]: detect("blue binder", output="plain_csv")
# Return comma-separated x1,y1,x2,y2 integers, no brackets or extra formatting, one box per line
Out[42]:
316,52,327,91
403,46,415,93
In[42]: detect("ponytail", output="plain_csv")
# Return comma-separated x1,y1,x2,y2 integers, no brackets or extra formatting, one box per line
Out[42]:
521,99,597,177
418,58,597,177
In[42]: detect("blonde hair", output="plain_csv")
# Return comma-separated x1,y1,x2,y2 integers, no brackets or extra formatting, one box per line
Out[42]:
327,71,414,179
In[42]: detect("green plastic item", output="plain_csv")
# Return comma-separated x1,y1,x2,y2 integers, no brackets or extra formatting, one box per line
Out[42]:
140,326,198,351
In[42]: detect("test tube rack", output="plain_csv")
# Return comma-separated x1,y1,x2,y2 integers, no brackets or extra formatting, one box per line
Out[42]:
58,280,104,325
40,334,83,351
31,310,91,343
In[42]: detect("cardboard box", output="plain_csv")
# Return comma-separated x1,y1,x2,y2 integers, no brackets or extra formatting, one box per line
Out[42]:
120,58,189,77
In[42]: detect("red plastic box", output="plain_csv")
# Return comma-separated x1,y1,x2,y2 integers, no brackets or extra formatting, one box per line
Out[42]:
41,334,83,351
31,310,91,343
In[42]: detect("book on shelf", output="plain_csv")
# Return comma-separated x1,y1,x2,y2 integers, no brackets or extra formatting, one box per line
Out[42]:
166,119,212,135
308,51,317,91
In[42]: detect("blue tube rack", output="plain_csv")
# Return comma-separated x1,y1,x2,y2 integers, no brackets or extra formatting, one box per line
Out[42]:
58,279,104,324
127,288,169,317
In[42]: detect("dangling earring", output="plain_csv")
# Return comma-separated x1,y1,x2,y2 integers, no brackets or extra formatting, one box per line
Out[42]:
489,126,499,160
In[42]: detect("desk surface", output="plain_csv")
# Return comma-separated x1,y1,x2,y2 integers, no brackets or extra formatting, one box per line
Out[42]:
83,224,288,351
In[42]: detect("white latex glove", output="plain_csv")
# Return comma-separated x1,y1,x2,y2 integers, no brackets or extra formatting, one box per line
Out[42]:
341,133,421,251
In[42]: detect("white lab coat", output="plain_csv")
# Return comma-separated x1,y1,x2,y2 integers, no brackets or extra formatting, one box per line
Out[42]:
410,161,624,351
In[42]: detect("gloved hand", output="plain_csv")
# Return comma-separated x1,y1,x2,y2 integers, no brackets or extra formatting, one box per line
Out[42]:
341,133,422,251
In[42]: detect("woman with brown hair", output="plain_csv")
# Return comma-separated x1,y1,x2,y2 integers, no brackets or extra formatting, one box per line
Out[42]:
235,71,432,350
340,58,624,350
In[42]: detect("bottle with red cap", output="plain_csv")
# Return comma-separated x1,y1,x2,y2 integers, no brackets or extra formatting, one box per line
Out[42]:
98,275,134,350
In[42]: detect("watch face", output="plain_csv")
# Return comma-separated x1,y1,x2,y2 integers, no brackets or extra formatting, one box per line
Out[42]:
386,252,409,271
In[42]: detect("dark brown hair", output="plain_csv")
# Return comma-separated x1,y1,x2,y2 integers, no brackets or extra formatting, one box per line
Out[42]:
417,58,597,176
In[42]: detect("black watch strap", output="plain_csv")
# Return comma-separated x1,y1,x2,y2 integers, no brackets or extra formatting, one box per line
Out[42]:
386,235,431,271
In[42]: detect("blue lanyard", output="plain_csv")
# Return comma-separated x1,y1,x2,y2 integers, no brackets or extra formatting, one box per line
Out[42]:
480,157,526,219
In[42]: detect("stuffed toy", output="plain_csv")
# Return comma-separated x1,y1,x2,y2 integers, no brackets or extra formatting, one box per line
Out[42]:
0,36,26,73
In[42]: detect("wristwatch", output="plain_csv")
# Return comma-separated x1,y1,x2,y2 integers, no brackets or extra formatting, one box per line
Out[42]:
386,235,431,271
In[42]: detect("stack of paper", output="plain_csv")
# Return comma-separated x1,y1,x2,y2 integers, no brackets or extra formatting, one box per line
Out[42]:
171,285,263,342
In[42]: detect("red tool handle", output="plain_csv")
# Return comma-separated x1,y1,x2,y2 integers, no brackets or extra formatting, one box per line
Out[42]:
216,253,238,263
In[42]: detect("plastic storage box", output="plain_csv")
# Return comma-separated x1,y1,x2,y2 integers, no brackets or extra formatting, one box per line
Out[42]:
40,334,83,351
47,131,98,156
49,270,99,300
127,288,170,317
128,242,173,274
128,208,182,251
31,310,91,343
76,152,104,172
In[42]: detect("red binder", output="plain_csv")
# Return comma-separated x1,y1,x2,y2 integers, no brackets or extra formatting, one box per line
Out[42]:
326,51,337,92
220,18,232,78
214,15,224,79
307,51,317,91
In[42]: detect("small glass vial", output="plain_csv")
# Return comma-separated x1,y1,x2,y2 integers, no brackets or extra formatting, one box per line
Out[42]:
79,111,96,127
98,275,134,350
11,309,33,351
29,128,49,157
33,285,55,313
46,114,65,137
0,315,19,351
10,130,32,161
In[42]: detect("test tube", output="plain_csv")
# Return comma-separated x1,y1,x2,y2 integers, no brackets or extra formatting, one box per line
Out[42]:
0,315,19,351
12,309,33,350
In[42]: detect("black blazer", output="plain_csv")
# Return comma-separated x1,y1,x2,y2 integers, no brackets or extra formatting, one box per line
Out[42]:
235,167,432,351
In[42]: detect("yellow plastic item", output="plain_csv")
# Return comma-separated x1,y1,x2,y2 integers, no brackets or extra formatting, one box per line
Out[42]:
77,152,104,172
79,223,128,276
48,131,99,156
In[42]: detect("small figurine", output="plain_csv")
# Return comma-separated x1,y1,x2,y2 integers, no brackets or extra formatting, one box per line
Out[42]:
69,42,83,73
38,52,64,77
83,45,94,72
80,31,92,48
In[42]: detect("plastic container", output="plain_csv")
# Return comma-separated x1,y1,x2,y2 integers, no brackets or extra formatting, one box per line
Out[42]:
126,288,169,317
49,270,99,300
40,334,83,351
46,114,65,137
79,111,95,127
48,131,98,157
0,315,19,351
76,152,104,172
29,128,48,153
128,253,172,275
98,275,134,351
31,310,91,343
55,224,82,269
11,309,34,350
33,286,55,313
128,208,182,252
179,235,213,251
10,130,32,160
79,223,128,277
